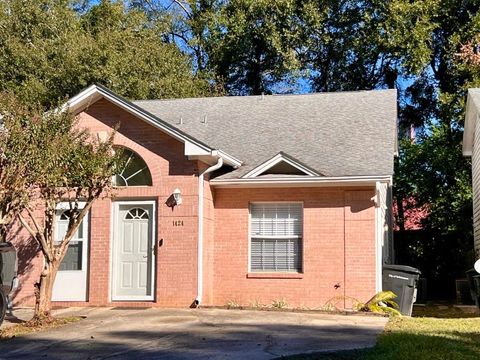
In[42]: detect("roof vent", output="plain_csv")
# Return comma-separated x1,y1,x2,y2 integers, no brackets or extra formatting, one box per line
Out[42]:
178,117,183,125
202,114,208,124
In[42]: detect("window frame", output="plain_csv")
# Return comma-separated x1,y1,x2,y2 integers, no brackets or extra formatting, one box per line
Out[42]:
112,147,153,188
248,201,304,274
54,203,90,272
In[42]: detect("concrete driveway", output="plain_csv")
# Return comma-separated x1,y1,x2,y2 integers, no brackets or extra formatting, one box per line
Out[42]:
0,307,387,359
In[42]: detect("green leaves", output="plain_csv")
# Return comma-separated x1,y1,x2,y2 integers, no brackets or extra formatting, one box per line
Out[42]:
202,0,304,94
174,0,439,94
356,291,402,317
0,93,120,205
0,0,213,107
0,94,35,239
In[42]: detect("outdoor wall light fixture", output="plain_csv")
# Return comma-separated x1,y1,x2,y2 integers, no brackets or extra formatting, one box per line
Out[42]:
173,188,182,206
166,188,182,208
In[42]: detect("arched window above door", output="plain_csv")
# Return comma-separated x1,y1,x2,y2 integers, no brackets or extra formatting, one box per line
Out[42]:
124,208,149,220
113,148,152,187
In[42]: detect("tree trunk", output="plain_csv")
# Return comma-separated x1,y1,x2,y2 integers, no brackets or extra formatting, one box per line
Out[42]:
33,260,58,322
396,195,406,233
0,225,5,243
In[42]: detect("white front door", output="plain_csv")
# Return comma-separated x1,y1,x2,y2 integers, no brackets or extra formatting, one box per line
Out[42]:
112,203,155,301
52,210,89,301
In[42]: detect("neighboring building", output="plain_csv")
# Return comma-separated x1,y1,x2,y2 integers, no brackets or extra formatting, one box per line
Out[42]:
463,88,480,259
10,85,397,309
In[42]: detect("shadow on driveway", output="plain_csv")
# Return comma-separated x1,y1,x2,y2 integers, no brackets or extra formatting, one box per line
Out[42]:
0,308,388,360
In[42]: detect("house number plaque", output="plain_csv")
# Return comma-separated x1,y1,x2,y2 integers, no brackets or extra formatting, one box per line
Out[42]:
172,220,184,227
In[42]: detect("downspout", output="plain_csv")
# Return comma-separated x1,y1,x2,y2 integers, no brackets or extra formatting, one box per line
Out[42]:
375,181,383,293
194,157,223,306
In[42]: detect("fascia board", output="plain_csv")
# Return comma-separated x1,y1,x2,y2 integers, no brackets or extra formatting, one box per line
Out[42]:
212,175,392,188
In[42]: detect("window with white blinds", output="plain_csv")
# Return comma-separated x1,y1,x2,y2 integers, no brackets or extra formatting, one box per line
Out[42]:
250,203,303,272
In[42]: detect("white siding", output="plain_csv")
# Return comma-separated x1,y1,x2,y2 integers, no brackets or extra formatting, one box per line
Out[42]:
472,114,480,257
377,182,394,264
375,181,394,292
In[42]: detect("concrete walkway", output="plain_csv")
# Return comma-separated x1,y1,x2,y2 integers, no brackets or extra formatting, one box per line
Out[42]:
0,307,387,359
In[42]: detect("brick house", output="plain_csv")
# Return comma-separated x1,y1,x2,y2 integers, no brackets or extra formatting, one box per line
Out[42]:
11,85,397,309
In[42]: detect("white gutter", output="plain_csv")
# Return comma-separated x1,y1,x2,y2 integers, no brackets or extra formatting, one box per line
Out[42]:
194,157,224,306
212,150,242,168
210,175,392,188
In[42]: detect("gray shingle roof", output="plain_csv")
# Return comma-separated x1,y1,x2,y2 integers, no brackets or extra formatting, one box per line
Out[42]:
133,90,397,179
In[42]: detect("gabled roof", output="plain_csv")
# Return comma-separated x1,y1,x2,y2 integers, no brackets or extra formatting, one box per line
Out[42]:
243,152,321,178
134,89,397,179
463,88,480,156
65,84,242,167
66,85,397,181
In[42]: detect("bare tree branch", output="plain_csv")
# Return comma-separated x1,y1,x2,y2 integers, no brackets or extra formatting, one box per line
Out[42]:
18,212,53,262
173,0,192,19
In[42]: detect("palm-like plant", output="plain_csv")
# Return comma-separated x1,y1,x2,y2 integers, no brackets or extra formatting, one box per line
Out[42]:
356,291,401,317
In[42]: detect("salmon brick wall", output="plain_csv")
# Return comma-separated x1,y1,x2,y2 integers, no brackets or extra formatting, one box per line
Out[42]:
202,174,216,305
73,99,201,307
209,187,376,309
8,212,43,306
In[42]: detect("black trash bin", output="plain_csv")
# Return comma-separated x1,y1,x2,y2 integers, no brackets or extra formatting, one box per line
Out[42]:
383,264,421,316
466,268,480,310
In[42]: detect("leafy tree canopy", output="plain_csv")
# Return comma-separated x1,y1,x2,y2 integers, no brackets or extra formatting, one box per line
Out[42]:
0,0,213,107
132,0,438,94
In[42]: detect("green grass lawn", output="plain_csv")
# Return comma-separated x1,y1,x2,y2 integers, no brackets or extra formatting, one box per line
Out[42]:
283,307,480,360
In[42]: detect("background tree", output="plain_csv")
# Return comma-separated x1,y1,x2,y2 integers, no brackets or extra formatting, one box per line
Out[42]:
0,0,214,107
131,0,305,94
300,0,436,92
391,1,480,298
135,0,436,94
199,0,303,95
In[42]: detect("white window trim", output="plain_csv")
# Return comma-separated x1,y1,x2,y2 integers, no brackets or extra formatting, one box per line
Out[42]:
54,202,89,273
112,147,152,187
248,201,304,273
56,201,86,210
212,175,393,188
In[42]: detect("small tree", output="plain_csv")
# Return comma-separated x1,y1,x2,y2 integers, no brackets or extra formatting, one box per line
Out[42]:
1,94,120,321
0,94,39,242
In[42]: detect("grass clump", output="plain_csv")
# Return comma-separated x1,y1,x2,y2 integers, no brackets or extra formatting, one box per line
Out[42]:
226,300,241,309
272,298,289,309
